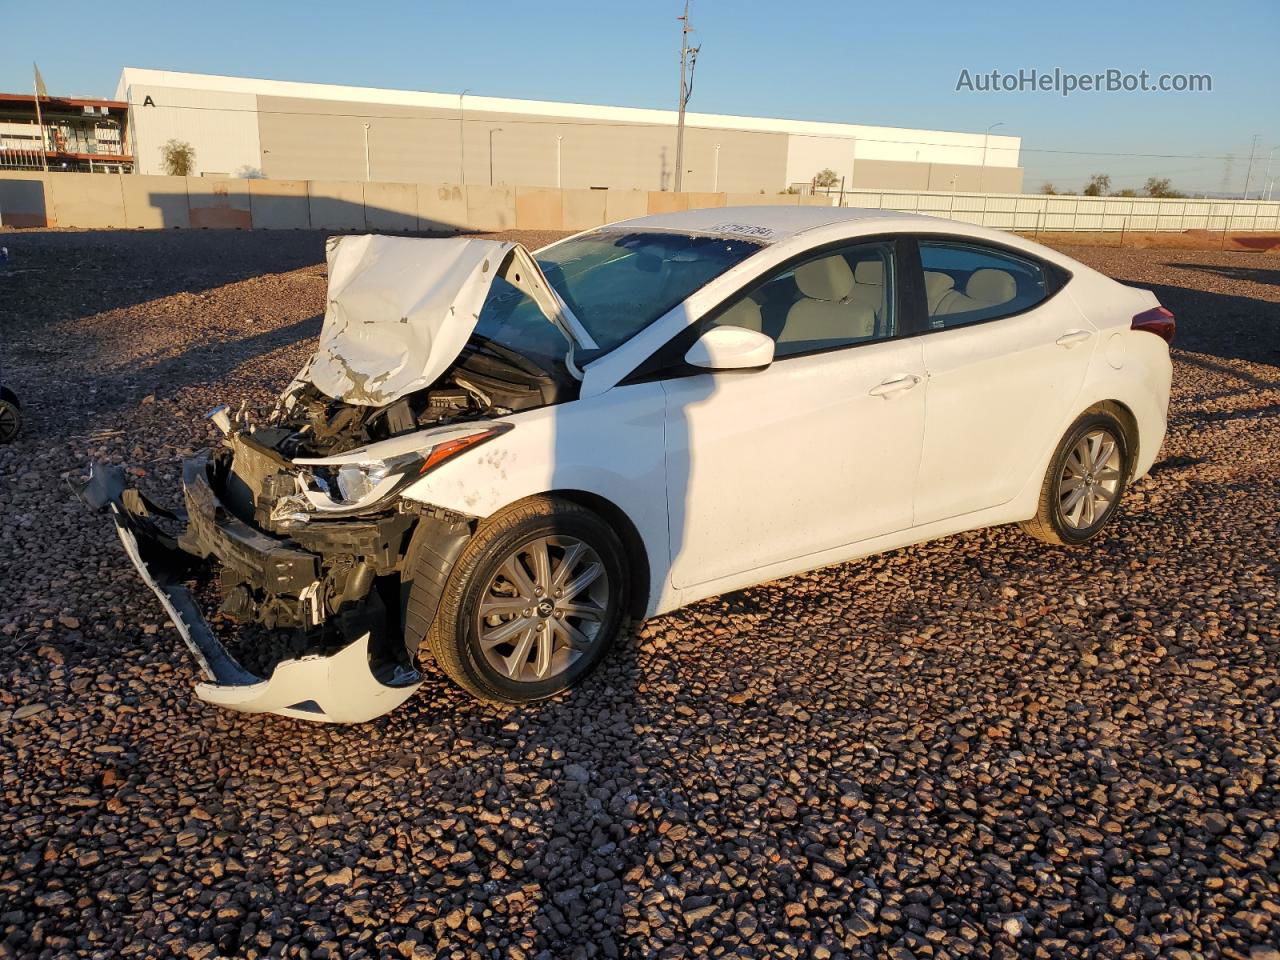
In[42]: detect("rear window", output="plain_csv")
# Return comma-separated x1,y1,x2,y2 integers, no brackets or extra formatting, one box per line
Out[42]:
919,241,1049,328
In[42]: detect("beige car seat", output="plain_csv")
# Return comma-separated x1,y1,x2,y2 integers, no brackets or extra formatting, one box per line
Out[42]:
849,259,885,318
716,297,764,332
782,255,875,345
923,270,956,314
932,267,1017,318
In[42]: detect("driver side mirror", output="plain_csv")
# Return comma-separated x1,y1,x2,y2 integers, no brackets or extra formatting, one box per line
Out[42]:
684,326,775,371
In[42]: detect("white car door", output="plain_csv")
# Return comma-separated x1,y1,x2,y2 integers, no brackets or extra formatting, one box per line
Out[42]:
912,239,1097,526
657,241,928,590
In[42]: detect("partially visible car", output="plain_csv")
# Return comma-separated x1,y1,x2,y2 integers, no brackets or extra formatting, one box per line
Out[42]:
79,207,1174,722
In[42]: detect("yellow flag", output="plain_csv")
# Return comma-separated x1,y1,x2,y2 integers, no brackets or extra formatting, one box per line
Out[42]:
33,63,48,99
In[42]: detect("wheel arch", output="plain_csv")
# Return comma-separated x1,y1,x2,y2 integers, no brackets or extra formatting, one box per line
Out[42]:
1081,399,1140,479
542,488,651,620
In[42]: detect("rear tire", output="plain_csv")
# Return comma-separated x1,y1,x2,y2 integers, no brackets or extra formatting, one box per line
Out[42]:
423,496,628,703
1021,411,1130,546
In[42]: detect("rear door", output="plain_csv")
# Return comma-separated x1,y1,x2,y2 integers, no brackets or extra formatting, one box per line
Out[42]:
909,238,1096,526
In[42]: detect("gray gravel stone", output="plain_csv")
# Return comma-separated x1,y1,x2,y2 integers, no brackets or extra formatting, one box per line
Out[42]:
0,230,1277,959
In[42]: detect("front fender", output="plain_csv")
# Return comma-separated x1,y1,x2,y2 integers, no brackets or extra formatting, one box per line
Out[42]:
399,384,672,616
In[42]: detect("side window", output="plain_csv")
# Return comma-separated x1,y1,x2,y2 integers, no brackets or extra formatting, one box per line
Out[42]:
711,242,896,359
919,241,1048,329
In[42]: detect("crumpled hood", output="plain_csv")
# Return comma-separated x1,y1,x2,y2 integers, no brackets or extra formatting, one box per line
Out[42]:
304,235,579,406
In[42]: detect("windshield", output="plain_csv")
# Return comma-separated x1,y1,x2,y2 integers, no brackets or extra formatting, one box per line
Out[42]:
474,229,762,367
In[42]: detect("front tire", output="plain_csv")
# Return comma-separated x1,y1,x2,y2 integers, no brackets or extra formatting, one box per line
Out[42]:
1021,411,1130,546
0,397,20,444
423,496,628,703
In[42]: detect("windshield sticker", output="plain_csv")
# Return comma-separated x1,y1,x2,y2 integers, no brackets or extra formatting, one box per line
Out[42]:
713,222,774,240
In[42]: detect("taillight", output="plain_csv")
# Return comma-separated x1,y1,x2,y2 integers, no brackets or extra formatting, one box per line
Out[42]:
1132,306,1175,344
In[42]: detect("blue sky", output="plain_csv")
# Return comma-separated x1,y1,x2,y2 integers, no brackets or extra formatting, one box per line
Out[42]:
7,0,1278,194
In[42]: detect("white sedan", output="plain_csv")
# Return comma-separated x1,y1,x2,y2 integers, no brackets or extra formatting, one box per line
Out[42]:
82,206,1173,722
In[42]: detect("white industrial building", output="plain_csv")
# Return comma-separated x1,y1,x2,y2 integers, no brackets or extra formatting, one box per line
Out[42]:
115,68,1024,194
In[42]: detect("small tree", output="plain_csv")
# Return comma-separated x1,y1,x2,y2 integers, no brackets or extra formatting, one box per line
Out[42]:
1082,173,1111,197
1039,181,1058,195
812,168,840,189
161,139,196,176
1111,188,1138,197
1142,176,1185,198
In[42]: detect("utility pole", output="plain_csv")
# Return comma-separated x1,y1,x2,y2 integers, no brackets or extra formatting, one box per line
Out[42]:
489,128,503,186
458,89,470,185
673,1,699,192
32,63,49,171
1241,133,1260,199
981,121,1003,192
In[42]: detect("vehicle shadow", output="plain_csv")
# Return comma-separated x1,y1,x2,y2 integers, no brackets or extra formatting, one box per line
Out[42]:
1171,261,1280,287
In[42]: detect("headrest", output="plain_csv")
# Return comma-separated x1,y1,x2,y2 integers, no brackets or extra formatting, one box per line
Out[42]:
924,271,955,300
794,255,855,301
966,268,1016,304
853,259,884,285
717,297,762,332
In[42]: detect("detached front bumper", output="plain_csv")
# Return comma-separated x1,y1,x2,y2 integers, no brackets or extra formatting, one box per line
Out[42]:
74,458,422,723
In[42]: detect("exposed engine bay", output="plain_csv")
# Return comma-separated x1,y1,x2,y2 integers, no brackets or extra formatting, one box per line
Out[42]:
76,235,586,722
203,330,572,634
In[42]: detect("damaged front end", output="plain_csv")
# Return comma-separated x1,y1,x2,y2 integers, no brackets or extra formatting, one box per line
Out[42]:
77,235,582,723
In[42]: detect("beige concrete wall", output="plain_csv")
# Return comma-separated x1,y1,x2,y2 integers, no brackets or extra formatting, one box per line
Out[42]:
417,183,467,232
248,179,310,229
187,178,251,228
122,174,190,228
604,190,649,224
46,173,128,228
561,189,608,232
0,172,53,227
309,180,366,231
515,188,564,231
364,181,418,232
16,172,1279,235
0,172,840,232
726,193,797,206
465,185,516,232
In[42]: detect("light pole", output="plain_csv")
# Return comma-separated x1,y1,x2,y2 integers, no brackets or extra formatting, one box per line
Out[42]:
713,143,721,192
362,123,371,181
1241,133,1261,199
1257,145,1276,200
556,135,563,188
489,128,503,186
980,121,1004,191
457,89,469,185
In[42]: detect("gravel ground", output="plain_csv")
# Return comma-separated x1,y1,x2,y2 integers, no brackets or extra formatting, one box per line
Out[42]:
0,229,1277,960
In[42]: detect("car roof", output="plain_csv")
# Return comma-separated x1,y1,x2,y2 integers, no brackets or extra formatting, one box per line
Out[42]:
606,204,945,243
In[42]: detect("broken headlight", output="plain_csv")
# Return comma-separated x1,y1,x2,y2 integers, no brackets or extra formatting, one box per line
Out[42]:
334,455,416,504
292,424,511,516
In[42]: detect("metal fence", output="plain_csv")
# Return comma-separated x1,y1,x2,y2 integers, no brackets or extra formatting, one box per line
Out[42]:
835,189,1280,233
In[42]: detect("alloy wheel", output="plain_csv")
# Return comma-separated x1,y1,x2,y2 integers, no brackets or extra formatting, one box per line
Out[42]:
1058,428,1122,530
475,535,611,683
